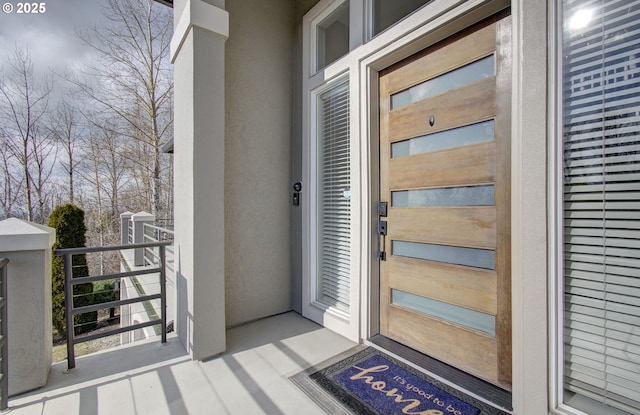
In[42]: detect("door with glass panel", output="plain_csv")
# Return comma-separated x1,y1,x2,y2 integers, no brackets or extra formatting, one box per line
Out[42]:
379,14,511,388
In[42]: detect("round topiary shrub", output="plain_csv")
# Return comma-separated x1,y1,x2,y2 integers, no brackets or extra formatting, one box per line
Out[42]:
49,204,97,338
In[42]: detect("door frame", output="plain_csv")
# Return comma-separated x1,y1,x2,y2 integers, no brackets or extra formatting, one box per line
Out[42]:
357,0,512,344
351,1,549,412
295,0,550,411
300,0,513,346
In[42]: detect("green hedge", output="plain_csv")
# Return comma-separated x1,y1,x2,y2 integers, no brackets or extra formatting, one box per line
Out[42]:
49,204,97,338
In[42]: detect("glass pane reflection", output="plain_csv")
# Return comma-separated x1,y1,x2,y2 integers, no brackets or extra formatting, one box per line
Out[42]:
391,55,495,109
373,0,430,35
316,2,350,71
392,120,494,157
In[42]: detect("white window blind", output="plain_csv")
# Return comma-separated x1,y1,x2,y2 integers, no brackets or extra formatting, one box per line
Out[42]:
562,0,640,414
317,80,350,313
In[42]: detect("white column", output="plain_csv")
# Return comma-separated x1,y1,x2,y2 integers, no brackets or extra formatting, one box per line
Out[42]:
171,0,228,360
0,218,55,396
131,211,155,266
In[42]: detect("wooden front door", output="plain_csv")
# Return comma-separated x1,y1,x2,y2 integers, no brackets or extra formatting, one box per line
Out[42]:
378,13,512,389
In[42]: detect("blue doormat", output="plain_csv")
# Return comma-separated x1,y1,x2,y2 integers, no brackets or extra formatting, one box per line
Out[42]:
297,347,509,415
333,354,479,415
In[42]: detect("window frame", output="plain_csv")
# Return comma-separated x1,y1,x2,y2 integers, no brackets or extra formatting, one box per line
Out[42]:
550,0,640,413
550,0,564,410
302,0,360,341
309,0,351,76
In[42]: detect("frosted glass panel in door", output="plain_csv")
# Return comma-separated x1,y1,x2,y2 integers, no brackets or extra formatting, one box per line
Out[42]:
392,241,495,270
392,185,494,207
392,290,496,335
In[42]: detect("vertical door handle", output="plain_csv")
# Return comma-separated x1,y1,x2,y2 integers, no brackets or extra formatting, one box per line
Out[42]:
378,220,387,261
378,201,388,261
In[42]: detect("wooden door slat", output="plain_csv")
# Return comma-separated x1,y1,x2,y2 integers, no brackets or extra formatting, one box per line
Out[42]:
388,77,496,143
389,142,496,189
388,207,496,249
387,256,497,314
385,22,497,94
386,306,499,385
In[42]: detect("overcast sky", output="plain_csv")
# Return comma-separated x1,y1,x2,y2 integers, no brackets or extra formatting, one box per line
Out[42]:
0,0,106,81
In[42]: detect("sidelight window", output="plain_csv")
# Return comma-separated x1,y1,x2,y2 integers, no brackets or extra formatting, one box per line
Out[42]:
317,80,351,313
558,0,640,413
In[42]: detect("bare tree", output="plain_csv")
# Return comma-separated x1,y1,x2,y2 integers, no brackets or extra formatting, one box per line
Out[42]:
78,115,130,274
30,126,57,222
50,100,85,204
0,46,55,222
0,138,23,218
67,0,173,217
90,117,129,220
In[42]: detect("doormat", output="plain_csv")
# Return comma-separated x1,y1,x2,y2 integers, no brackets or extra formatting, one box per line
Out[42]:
290,347,510,415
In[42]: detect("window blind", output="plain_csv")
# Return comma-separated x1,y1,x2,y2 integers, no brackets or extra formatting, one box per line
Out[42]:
317,81,351,313
562,0,640,413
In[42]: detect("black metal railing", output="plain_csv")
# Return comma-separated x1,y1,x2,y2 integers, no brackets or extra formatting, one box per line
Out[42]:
55,241,171,370
0,258,8,411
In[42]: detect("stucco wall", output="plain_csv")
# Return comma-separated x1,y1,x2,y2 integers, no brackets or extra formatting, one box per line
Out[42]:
224,0,296,326
291,0,320,313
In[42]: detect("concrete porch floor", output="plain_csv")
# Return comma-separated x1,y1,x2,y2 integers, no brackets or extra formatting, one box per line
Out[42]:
6,312,357,415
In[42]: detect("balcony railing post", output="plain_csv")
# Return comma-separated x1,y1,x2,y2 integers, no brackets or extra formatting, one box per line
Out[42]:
0,218,54,396
64,253,76,370
0,258,9,411
160,245,167,344
120,212,134,245
132,212,155,266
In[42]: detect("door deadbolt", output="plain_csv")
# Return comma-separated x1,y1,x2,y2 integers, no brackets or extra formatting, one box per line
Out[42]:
292,181,302,206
